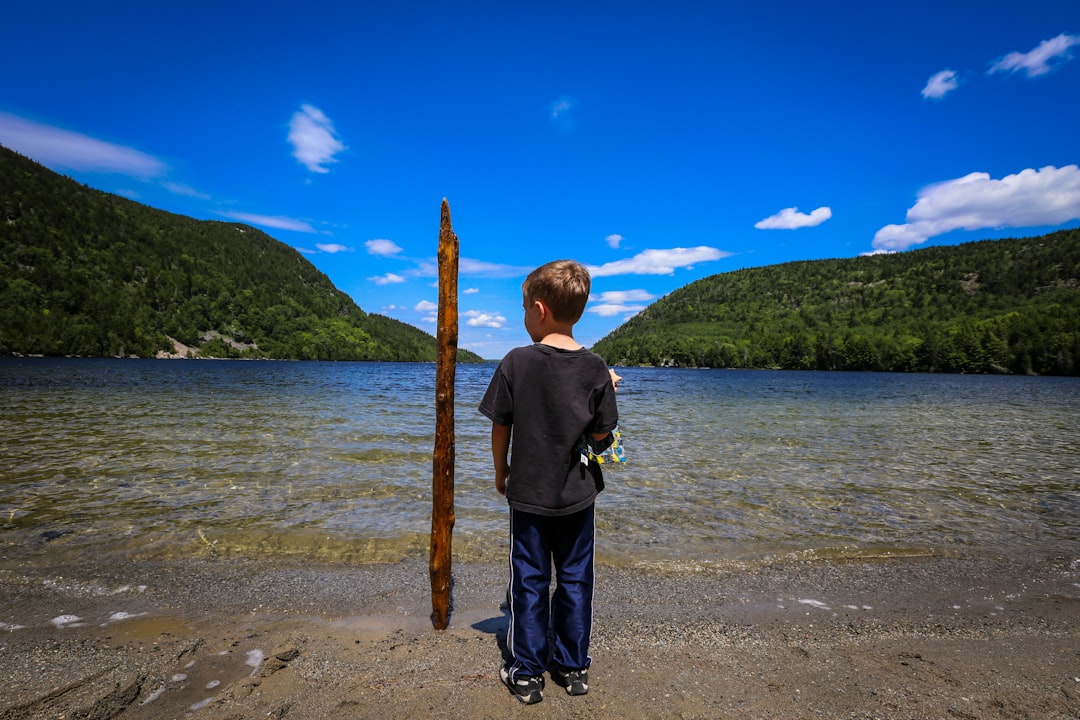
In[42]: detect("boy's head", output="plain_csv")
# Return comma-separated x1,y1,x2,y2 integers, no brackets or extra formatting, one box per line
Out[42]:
522,260,591,324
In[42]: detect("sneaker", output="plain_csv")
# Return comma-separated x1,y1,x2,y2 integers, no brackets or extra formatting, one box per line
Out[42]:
500,666,544,704
553,668,589,696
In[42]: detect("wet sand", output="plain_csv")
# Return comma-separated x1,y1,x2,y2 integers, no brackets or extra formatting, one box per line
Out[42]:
1,554,1077,719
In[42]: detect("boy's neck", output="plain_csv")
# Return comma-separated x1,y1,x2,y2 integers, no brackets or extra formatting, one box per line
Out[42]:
538,332,582,350
534,318,581,350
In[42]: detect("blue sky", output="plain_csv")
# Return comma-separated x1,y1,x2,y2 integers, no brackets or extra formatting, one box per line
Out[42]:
2,1,1078,359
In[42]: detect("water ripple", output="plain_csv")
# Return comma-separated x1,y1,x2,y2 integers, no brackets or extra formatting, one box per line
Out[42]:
2,359,1078,568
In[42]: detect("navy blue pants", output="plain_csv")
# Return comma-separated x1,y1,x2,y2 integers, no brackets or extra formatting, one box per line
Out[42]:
505,504,595,679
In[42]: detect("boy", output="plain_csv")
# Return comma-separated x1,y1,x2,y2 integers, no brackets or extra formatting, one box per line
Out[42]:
479,259,619,705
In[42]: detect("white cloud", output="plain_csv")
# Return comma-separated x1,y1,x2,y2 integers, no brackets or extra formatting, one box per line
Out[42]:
370,273,405,285
459,258,532,277
588,247,730,277
0,111,168,178
922,69,959,99
219,211,316,233
415,299,439,324
591,289,656,304
755,206,832,230
587,289,656,317
605,234,624,249
872,164,1080,252
288,104,346,173
587,302,643,317
463,287,480,294
589,303,648,317
464,310,507,328
989,33,1080,78
316,243,349,253
366,238,403,256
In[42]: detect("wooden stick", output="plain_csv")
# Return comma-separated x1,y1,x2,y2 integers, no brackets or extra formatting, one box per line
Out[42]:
430,198,458,630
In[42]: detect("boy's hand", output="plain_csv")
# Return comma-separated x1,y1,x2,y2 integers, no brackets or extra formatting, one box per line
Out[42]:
609,368,622,391
495,468,509,496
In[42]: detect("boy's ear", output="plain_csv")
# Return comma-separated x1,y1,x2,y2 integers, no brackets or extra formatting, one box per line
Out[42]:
533,299,548,320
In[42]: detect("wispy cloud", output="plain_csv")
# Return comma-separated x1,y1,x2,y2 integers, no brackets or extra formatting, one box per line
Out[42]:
872,164,1080,252
550,96,573,119
463,287,480,295
219,210,317,233
587,247,730,277
922,69,959,100
366,238,403,256
370,272,405,285
0,111,167,178
288,104,346,173
408,257,529,279
161,181,210,199
460,258,532,277
549,95,576,131
316,243,349,253
989,33,1080,78
464,310,507,328
605,234,624,249
587,289,656,317
755,206,832,230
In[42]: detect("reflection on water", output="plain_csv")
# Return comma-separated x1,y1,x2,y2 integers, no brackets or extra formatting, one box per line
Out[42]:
1,358,1078,569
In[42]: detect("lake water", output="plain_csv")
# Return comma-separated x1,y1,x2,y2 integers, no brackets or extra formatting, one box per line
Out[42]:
1,358,1077,570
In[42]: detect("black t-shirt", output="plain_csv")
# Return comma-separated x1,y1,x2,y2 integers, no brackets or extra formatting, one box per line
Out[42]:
479,343,618,516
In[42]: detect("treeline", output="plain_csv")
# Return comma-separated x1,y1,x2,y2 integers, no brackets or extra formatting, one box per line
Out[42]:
0,145,480,362
593,229,1080,375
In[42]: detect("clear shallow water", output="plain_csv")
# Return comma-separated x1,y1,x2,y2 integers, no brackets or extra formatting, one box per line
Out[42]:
1,358,1077,569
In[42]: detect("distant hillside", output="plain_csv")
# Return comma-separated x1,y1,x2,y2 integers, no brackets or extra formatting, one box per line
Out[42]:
0,145,480,362
593,230,1080,375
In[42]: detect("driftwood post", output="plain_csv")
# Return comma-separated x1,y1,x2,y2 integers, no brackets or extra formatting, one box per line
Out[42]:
430,198,458,630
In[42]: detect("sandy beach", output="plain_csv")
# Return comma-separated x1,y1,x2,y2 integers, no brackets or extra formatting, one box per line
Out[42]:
1,552,1077,720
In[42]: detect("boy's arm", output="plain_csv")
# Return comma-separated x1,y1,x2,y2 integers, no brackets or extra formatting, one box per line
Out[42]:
590,369,620,442
491,422,511,496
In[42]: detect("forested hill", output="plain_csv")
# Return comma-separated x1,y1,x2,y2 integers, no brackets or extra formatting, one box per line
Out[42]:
0,145,480,362
593,229,1080,375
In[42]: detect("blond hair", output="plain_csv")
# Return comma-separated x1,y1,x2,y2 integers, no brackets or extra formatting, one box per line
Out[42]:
522,260,591,323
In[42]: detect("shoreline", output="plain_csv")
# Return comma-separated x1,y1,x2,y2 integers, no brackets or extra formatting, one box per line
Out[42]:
2,553,1077,719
